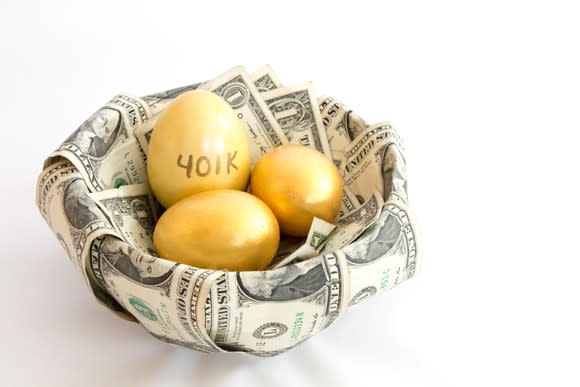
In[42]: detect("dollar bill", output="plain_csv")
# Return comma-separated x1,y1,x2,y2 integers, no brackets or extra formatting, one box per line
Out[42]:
36,160,119,281
339,122,405,203
318,96,335,112
321,97,356,165
205,251,349,356
49,94,151,191
380,142,409,203
342,200,418,307
319,96,369,142
339,185,363,219
321,191,384,253
262,83,332,158
251,65,283,92
318,96,369,167
90,235,223,352
80,236,137,322
134,112,161,156
269,217,336,269
199,66,288,165
88,184,160,255
269,238,307,268
36,159,77,219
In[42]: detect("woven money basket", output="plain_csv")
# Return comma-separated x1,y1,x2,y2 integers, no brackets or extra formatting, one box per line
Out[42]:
36,82,420,357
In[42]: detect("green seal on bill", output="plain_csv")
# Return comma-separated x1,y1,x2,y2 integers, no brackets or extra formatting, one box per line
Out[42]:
128,296,158,321
114,177,128,188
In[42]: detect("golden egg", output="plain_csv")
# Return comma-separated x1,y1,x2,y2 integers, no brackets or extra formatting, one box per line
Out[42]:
153,190,280,271
250,144,343,237
147,90,251,208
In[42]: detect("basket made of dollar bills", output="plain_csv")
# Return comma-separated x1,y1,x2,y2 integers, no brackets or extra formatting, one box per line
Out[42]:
36,67,420,357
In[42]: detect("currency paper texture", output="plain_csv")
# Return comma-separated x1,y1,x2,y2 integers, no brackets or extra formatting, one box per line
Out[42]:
262,83,332,158
251,65,283,93
36,66,420,356
199,66,288,166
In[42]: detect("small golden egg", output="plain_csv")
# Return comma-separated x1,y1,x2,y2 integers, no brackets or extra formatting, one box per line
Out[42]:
250,144,343,237
147,90,251,208
153,190,280,271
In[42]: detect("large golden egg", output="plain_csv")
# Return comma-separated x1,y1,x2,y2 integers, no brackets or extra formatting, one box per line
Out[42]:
153,190,280,271
147,90,251,208
250,144,343,237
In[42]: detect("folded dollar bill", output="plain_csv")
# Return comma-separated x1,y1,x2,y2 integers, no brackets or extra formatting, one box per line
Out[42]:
36,65,420,356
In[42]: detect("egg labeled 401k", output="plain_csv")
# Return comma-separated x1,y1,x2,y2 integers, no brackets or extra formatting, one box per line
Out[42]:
147,90,251,208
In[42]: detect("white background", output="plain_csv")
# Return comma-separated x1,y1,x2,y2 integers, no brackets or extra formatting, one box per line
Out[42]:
1,1,579,386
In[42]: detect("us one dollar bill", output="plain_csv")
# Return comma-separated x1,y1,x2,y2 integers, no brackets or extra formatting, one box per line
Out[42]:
88,184,160,255
251,65,283,93
318,96,368,167
339,122,407,204
36,68,420,356
204,251,349,356
321,191,384,253
339,185,363,219
262,83,332,158
341,200,418,308
36,160,119,283
199,66,288,165
319,96,368,141
89,235,224,353
269,217,336,269
48,94,152,192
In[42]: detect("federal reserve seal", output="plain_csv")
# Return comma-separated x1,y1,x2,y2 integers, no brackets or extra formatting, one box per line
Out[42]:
128,296,158,321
